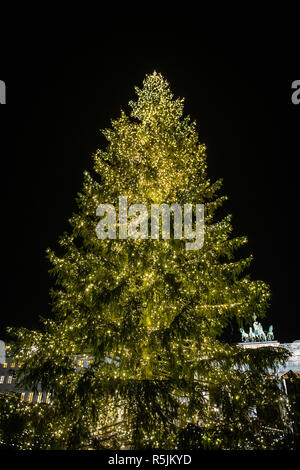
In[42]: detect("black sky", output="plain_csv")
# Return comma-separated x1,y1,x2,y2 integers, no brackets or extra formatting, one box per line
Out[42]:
0,9,299,343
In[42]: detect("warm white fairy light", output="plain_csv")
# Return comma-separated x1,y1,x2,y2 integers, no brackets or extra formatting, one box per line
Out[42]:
0,71,293,450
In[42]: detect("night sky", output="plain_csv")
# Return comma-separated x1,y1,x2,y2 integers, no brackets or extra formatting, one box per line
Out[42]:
0,9,299,344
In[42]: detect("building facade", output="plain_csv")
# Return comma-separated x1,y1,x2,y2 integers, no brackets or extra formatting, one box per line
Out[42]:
0,339,94,404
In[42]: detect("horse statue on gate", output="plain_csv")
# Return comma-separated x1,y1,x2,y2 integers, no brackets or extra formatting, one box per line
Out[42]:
266,325,274,341
240,318,274,343
248,327,256,342
253,321,267,341
240,328,249,342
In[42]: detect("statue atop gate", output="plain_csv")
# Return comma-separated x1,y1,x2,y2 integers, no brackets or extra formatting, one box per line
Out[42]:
240,315,274,343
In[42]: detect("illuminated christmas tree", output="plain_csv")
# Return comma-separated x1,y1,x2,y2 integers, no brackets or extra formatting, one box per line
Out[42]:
0,72,294,449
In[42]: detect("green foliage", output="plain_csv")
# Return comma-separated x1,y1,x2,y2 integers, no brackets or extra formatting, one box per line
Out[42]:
1,72,295,449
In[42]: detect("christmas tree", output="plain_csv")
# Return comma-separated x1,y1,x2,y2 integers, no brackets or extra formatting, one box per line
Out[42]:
0,72,294,450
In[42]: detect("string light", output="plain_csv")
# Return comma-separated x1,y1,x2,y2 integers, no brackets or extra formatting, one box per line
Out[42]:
0,71,294,450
